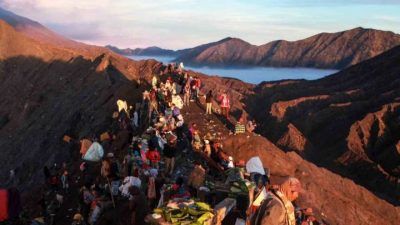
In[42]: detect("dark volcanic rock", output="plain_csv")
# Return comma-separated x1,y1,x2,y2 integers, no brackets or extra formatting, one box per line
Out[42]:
175,28,400,69
0,20,162,189
244,45,400,204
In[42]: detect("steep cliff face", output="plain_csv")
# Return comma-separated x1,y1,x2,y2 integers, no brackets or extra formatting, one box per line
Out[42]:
344,103,400,177
0,20,162,188
245,45,400,204
175,28,400,69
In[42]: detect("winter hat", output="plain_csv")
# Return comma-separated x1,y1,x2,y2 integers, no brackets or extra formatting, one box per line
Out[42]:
150,168,158,177
73,213,83,221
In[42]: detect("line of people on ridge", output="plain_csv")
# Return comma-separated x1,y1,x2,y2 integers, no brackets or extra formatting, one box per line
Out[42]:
24,63,324,225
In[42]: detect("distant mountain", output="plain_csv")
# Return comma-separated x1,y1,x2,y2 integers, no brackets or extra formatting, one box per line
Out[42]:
0,7,86,49
175,28,400,69
106,45,177,56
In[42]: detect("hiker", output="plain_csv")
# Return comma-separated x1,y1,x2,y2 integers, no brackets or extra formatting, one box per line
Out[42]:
219,91,230,119
250,177,302,225
205,90,213,115
246,120,257,133
71,213,86,225
132,107,139,129
81,184,94,224
247,176,270,223
192,130,203,151
150,87,159,115
129,186,148,225
101,154,120,197
227,156,235,168
119,170,142,198
165,78,172,91
147,169,157,208
189,122,197,136
171,103,180,117
178,62,184,73
203,140,211,157
183,83,191,106
170,177,191,199
190,77,198,101
188,162,206,193
172,94,183,109
163,139,177,176
151,74,158,88
140,91,150,128
145,147,161,169
60,171,69,193
235,117,246,134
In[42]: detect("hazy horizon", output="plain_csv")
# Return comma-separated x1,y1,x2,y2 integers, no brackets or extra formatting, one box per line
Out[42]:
1,0,399,50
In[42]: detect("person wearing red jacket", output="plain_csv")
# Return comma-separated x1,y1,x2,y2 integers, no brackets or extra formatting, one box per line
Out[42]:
145,148,161,169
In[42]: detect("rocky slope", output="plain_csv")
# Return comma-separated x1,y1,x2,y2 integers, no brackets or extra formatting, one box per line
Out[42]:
2,7,400,225
0,20,162,188
222,134,400,225
244,45,400,205
174,28,400,69
106,45,177,56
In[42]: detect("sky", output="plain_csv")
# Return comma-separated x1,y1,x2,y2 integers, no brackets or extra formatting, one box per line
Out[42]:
0,0,399,49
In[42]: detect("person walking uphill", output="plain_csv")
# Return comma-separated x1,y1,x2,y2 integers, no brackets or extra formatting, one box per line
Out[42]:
250,177,302,225
205,90,213,115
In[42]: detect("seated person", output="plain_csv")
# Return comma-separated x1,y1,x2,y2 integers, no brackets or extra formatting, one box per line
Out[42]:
170,177,191,199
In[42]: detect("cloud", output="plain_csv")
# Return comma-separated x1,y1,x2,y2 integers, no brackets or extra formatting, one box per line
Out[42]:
0,0,399,49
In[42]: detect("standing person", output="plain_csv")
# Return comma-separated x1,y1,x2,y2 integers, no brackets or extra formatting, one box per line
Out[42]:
151,74,158,88
190,77,198,101
163,139,177,176
132,106,139,131
183,83,191,107
195,77,201,98
129,186,148,225
219,91,230,119
205,90,213,115
146,148,161,169
250,177,302,225
140,91,150,129
246,120,257,133
235,117,246,134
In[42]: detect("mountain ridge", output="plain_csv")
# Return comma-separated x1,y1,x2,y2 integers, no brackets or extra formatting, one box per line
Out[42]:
106,27,400,69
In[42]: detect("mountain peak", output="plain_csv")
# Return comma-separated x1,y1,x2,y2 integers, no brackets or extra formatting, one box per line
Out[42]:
218,37,248,43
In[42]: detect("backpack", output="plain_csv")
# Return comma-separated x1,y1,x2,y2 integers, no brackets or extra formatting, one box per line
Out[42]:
250,194,275,225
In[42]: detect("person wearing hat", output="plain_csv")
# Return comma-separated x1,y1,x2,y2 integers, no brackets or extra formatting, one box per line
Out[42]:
250,177,302,225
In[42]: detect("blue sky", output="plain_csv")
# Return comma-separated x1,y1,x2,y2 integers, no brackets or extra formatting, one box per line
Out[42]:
0,0,399,49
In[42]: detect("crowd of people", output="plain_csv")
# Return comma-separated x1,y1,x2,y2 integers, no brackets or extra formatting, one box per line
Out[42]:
4,63,325,225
